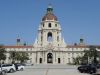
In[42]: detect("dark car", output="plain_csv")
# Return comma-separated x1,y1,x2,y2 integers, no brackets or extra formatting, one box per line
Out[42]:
96,64,100,69
77,64,97,74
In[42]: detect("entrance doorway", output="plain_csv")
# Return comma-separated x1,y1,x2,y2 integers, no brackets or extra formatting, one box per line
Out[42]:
47,53,53,63
40,58,42,63
58,58,60,63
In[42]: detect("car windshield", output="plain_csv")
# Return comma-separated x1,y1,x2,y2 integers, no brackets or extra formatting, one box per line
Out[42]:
17,64,21,66
2,64,12,67
14,64,21,66
82,65,89,67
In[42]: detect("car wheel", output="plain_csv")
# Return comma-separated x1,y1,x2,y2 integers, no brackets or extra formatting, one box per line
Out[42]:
1,71,6,75
10,69,14,73
90,70,94,74
80,71,83,73
20,68,23,71
79,70,83,73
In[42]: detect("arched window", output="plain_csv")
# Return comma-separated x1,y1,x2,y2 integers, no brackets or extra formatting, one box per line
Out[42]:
47,32,52,42
48,23,51,27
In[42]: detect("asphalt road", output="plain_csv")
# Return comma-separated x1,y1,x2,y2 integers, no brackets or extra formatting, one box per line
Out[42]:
7,65,90,75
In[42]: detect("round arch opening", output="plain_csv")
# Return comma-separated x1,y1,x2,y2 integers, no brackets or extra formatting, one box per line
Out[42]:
47,32,52,42
47,53,53,63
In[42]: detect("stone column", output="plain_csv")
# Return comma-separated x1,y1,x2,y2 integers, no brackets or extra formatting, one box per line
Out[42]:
45,52,47,64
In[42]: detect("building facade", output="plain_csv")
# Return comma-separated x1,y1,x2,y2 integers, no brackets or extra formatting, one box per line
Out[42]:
4,5,100,64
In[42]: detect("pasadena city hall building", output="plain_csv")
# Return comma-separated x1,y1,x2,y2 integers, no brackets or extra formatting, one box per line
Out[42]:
4,5,100,64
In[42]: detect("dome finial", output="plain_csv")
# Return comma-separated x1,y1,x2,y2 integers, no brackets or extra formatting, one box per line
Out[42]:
48,3,52,8
47,4,53,14
42,4,57,21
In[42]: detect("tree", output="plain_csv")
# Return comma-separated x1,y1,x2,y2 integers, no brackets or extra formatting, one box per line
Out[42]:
82,46,98,64
0,45,6,63
9,51,17,63
97,51,100,63
9,51,29,63
19,52,29,63
73,56,83,65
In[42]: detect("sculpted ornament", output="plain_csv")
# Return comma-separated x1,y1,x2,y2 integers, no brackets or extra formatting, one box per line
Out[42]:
45,43,54,50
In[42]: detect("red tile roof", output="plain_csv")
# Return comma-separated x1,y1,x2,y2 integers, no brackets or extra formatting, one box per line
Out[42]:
67,45,100,48
42,13,57,21
4,46,33,48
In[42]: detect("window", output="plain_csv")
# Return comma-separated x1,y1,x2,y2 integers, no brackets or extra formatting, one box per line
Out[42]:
41,36,42,42
41,32,42,42
43,23,44,27
55,24,57,27
57,36,59,41
58,44,59,46
47,32,52,42
48,23,51,27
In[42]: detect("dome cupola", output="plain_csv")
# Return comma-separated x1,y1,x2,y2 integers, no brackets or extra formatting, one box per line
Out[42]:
42,5,58,21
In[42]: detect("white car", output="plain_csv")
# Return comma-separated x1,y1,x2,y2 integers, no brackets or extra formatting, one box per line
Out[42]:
0,67,7,75
1,64,16,73
14,64,25,71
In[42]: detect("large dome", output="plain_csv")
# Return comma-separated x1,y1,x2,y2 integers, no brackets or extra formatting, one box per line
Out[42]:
42,13,57,21
42,5,58,21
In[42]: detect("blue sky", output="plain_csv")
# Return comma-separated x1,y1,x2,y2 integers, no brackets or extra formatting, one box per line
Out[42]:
0,0,100,45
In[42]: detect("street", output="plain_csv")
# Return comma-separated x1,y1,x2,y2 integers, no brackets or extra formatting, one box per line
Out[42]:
7,65,90,75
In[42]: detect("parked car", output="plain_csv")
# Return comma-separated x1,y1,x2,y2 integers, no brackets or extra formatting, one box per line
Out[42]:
0,71,6,75
92,64,100,75
1,64,16,73
0,67,7,75
77,64,97,74
14,63,25,71
96,64,100,69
